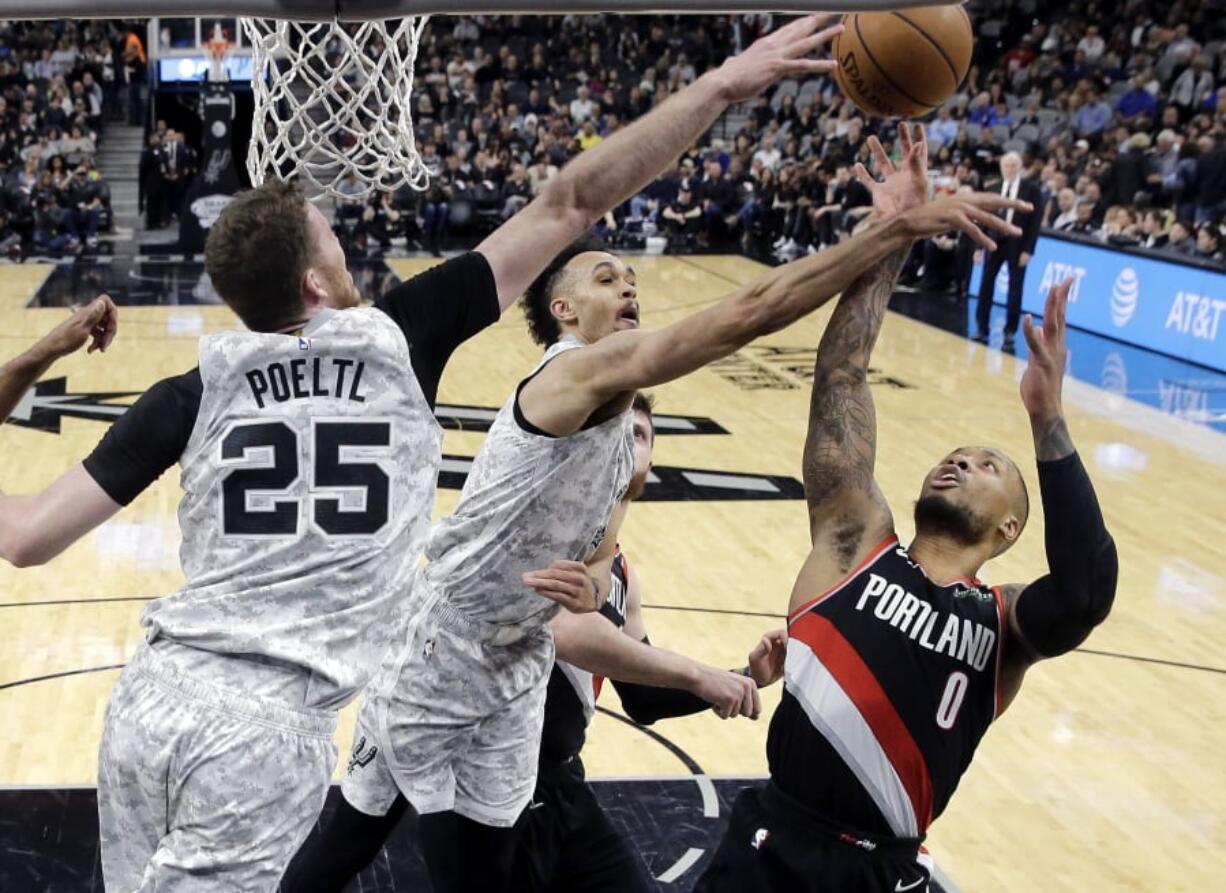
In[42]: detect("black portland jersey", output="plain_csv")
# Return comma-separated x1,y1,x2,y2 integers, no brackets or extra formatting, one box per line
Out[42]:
767,536,1006,837
539,550,630,764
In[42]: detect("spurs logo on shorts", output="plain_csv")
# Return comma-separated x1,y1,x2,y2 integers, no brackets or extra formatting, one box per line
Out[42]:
348,735,379,774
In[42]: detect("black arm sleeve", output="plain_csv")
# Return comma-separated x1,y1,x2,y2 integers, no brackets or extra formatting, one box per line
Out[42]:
610,636,753,725
82,368,202,506
373,251,499,408
1013,451,1119,658
612,677,713,726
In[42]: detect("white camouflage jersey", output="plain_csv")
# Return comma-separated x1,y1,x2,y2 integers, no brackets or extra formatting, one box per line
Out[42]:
141,308,441,709
423,336,635,627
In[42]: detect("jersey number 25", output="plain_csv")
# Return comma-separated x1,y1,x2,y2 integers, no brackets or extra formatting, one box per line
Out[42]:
219,420,392,537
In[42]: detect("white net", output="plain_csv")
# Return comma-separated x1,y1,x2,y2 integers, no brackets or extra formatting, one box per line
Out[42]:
241,17,430,202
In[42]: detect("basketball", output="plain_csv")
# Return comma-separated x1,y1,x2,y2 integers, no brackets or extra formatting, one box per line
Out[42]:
833,4,974,118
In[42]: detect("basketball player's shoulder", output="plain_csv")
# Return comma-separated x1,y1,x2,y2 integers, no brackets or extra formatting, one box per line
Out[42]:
318,306,410,353
380,250,497,307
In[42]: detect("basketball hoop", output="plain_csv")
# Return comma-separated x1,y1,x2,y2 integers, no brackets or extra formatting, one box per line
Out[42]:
241,17,430,203
204,29,232,82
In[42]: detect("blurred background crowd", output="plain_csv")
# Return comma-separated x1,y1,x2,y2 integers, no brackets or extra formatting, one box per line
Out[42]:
0,1,1223,278
0,20,126,258
327,0,1226,285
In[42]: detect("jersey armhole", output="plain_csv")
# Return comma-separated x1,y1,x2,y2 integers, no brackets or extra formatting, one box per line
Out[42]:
512,369,557,438
615,547,629,579
367,306,441,418
178,364,209,466
991,585,1007,720
787,534,899,625
512,342,582,437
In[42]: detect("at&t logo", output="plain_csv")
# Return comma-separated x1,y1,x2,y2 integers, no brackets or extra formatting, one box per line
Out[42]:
1165,291,1226,342
1037,261,1086,303
1110,268,1139,327
1100,352,1127,395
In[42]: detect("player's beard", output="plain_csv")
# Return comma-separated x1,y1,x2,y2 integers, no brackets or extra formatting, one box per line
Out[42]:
626,467,649,502
913,494,993,546
320,264,362,309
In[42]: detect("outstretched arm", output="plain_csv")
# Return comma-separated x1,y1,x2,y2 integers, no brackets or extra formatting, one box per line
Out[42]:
611,561,786,723
0,464,121,567
998,279,1119,708
525,182,1028,436
799,247,904,569
0,295,117,422
549,559,763,722
476,15,843,310
787,127,947,609
551,615,762,722
801,126,939,556
0,296,122,567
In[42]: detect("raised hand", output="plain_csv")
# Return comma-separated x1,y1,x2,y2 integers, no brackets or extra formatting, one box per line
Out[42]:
898,191,1031,251
40,294,118,358
523,560,603,614
712,15,844,103
1020,278,1071,424
854,123,929,220
747,628,788,687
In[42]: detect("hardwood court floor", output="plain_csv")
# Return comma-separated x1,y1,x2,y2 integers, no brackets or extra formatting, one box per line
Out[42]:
1,254,1224,892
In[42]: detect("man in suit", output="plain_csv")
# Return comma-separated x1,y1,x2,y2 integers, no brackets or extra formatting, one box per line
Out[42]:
974,151,1042,352
158,130,196,224
140,132,166,228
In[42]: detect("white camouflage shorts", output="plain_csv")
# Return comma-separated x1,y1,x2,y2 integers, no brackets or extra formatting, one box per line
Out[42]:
361,596,554,828
97,641,337,891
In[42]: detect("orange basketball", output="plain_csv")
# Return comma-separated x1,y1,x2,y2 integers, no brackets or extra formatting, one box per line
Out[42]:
833,5,974,119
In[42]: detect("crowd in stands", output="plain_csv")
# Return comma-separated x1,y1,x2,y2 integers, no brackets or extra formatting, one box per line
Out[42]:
326,1,1225,275
1,4,1222,274
0,20,132,258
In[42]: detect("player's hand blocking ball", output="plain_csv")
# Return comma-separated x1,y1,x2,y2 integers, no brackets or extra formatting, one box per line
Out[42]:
852,123,930,220
833,4,973,118
711,14,845,102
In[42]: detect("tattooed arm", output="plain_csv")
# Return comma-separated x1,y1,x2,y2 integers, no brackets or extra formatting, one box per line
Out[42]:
781,139,923,615
790,126,935,603
800,250,905,565
996,279,1119,709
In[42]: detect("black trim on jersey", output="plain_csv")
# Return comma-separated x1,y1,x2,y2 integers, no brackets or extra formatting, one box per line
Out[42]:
373,251,500,409
82,368,203,506
511,341,627,439
513,371,556,438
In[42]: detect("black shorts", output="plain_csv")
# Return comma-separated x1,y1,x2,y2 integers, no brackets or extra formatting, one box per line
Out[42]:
694,783,933,893
511,757,652,893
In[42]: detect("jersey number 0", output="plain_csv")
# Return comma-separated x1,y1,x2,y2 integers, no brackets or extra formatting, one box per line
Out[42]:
220,420,392,537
